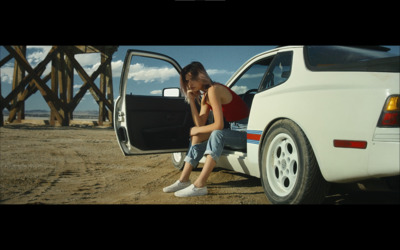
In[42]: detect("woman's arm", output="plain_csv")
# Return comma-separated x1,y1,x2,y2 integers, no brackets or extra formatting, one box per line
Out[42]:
188,94,209,127
187,88,209,127
190,86,224,136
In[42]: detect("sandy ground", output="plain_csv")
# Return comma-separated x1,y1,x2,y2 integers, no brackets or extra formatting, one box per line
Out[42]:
1,120,399,205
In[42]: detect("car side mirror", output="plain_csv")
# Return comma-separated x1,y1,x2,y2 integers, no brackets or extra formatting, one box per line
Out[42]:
162,87,181,97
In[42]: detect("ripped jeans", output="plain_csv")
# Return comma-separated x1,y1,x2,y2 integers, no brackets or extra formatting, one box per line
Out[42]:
184,129,247,167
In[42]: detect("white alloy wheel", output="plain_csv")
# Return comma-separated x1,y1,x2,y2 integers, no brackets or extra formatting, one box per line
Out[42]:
260,119,330,204
171,152,186,170
173,152,182,163
266,133,299,197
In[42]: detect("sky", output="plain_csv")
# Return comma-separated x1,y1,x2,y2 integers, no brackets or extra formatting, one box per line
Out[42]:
1,45,399,112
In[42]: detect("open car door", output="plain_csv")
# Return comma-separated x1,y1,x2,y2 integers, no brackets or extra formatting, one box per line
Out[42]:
114,50,193,155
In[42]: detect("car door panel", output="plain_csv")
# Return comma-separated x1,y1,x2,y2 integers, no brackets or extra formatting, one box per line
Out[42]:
125,95,193,151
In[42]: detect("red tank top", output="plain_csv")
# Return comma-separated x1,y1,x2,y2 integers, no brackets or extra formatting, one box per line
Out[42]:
207,84,250,122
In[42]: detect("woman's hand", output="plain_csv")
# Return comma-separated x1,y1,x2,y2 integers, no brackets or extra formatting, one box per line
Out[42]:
190,126,200,136
187,86,200,104
187,89,196,103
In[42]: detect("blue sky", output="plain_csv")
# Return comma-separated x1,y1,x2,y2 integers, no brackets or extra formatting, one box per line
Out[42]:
1,45,399,112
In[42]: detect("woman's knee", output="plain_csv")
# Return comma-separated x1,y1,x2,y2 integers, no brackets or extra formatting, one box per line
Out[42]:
210,129,224,140
191,133,211,145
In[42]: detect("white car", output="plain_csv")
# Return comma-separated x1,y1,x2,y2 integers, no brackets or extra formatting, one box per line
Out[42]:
114,46,400,204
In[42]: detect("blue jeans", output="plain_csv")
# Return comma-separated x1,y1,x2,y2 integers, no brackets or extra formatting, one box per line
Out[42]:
184,129,247,166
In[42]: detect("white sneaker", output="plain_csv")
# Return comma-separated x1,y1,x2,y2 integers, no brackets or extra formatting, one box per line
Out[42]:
174,184,208,197
163,180,191,193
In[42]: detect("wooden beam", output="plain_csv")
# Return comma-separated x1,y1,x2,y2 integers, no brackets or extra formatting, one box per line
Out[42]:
105,54,114,123
1,46,59,110
64,48,114,111
10,46,26,122
7,70,49,122
64,52,74,121
58,50,69,126
0,53,13,67
4,46,65,122
50,49,59,126
99,54,105,125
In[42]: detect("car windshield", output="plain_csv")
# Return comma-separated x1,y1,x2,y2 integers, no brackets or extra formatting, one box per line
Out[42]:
304,46,400,72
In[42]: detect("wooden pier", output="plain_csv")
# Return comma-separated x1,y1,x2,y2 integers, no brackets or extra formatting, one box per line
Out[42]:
0,45,118,126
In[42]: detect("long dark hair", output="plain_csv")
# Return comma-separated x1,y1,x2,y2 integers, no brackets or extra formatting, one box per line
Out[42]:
180,61,214,104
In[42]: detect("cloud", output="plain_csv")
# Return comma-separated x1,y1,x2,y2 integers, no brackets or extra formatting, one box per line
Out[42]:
207,69,234,76
74,53,100,67
73,53,101,76
231,85,248,94
111,60,123,77
150,90,162,95
1,63,14,84
240,73,264,79
72,59,123,78
26,46,52,67
127,63,178,83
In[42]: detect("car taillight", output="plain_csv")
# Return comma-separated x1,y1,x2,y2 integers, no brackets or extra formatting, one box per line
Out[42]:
377,95,400,127
333,140,368,149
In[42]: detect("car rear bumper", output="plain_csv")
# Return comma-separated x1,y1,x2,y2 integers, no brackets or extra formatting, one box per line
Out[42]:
368,140,400,178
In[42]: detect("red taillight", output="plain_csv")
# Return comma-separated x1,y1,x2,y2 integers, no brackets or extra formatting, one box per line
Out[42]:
377,95,400,127
380,113,400,126
334,140,368,149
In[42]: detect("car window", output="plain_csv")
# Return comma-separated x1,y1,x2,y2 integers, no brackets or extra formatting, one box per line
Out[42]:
260,51,293,91
230,57,274,95
125,55,180,96
304,46,400,72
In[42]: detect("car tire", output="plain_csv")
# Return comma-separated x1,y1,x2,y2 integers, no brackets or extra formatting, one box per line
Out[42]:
171,152,186,170
171,152,199,171
259,119,330,204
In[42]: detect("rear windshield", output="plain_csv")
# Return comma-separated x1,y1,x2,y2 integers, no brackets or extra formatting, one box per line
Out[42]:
304,46,400,72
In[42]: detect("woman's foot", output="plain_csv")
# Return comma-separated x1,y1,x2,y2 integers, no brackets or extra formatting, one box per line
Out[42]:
163,180,191,193
174,184,208,197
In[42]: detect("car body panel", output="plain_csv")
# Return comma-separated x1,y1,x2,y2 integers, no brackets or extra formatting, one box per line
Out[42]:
244,46,399,182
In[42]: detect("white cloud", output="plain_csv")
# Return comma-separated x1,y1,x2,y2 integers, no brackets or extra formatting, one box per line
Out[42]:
81,62,101,76
127,63,178,83
241,73,264,79
111,60,123,77
26,46,52,67
231,85,248,94
74,53,100,67
207,69,234,76
73,53,101,76
150,90,162,95
1,63,14,84
73,59,123,78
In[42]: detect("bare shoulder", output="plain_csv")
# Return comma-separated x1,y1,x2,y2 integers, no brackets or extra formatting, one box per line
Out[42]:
210,83,232,104
208,84,226,96
205,83,231,105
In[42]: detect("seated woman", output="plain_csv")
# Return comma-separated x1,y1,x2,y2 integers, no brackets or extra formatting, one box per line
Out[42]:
163,61,249,197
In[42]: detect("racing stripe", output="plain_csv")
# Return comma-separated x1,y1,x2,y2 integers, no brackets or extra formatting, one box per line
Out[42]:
247,130,262,145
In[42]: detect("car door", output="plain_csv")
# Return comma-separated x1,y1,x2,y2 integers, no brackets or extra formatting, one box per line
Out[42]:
114,50,194,155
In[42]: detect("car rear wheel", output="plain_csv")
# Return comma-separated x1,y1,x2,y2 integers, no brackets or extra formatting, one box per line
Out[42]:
260,119,330,204
171,152,186,170
171,152,199,170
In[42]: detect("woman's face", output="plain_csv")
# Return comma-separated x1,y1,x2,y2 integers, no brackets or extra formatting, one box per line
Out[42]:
185,72,203,93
